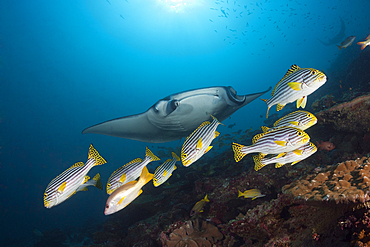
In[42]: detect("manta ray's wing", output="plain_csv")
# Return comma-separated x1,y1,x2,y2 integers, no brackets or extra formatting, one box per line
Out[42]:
82,86,271,143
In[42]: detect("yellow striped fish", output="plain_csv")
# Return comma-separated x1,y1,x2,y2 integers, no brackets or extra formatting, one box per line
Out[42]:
261,110,317,133
253,142,317,171
105,166,154,215
106,147,160,194
43,144,106,208
181,115,223,167
153,152,180,187
190,195,209,216
232,126,310,162
238,189,265,200
262,65,327,118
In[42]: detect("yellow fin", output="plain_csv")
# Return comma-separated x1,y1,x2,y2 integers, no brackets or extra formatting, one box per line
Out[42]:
275,163,285,168
145,147,160,161
172,152,180,161
93,173,102,190
271,64,301,96
293,149,303,155
276,103,285,112
204,146,213,153
118,196,126,205
70,162,84,169
124,158,142,167
214,131,220,138
238,190,243,197
276,152,286,158
252,133,265,144
138,189,143,197
83,175,90,184
196,138,203,150
119,173,126,184
80,187,88,191
261,126,269,133
185,121,211,143
174,165,177,170
274,141,286,146
291,160,301,166
58,182,67,193
163,170,168,177
297,96,307,108
253,155,265,171
287,82,302,91
139,166,154,185
288,121,299,126
204,195,209,202
88,144,107,166
232,143,246,162
210,115,224,126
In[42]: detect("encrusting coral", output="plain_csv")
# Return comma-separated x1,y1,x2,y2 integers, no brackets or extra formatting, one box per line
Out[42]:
161,219,223,247
317,93,370,134
282,157,370,205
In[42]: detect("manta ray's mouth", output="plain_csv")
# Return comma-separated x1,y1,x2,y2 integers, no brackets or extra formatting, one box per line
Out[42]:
226,86,246,105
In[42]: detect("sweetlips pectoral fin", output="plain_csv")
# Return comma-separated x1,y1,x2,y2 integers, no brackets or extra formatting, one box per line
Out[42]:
274,141,286,146
196,138,203,150
287,82,302,91
58,182,67,193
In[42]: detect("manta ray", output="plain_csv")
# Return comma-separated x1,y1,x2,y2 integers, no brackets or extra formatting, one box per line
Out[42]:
317,18,346,46
82,86,271,143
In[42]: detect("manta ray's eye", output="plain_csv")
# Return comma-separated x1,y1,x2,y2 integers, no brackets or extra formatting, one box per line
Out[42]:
166,100,179,114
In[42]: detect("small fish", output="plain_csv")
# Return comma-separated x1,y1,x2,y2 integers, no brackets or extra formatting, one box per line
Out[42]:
104,166,153,215
190,195,209,216
337,36,356,50
181,115,223,167
316,140,335,151
228,123,236,129
253,142,317,171
357,34,370,50
261,65,327,118
43,144,106,208
106,147,160,194
261,110,317,132
153,152,180,187
238,189,265,200
232,126,310,162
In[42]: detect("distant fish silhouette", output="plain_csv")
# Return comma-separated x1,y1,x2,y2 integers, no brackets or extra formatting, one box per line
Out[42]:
318,18,346,46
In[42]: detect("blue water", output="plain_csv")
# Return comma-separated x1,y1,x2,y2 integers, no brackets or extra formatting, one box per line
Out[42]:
1,0,369,246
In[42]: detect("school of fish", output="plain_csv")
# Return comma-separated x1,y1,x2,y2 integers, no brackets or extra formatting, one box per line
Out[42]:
43,63,334,215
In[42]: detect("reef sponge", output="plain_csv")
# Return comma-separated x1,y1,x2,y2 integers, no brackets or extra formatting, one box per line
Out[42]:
161,219,223,247
317,93,370,134
282,157,370,205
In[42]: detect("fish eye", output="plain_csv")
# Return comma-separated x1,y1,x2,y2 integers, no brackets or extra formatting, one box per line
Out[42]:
307,113,312,118
311,70,317,75
105,204,109,209
43,193,47,198
297,132,302,136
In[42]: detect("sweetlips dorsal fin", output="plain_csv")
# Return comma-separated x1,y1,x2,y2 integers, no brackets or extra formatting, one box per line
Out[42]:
124,158,142,167
271,64,301,96
252,132,265,144
185,121,211,142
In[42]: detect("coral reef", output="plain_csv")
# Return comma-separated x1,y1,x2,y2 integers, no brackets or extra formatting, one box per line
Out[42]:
282,157,370,205
160,219,223,247
317,93,370,134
